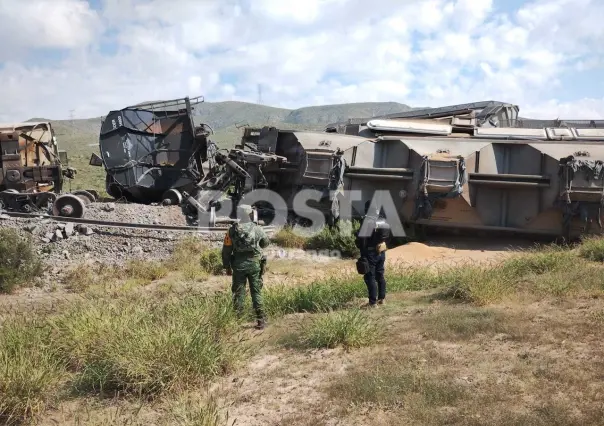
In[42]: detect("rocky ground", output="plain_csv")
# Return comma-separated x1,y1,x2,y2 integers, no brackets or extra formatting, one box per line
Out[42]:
0,201,225,290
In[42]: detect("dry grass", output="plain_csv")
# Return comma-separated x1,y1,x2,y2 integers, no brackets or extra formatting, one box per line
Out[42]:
322,298,604,426
271,226,308,249
46,393,231,426
328,356,465,414
419,307,509,340
63,260,168,293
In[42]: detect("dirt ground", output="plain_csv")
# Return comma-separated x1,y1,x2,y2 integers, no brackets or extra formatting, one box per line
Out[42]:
209,293,604,426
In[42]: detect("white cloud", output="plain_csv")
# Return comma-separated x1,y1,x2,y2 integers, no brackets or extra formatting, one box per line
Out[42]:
0,0,102,57
0,0,602,122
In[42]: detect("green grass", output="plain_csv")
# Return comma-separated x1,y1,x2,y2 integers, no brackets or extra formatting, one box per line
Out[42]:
289,309,380,349
578,236,604,262
303,220,361,258
49,294,243,397
0,320,65,425
0,293,244,423
263,275,365,317
0,229,43,294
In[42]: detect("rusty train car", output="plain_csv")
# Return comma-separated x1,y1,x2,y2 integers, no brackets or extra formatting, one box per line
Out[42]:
0,121,96,217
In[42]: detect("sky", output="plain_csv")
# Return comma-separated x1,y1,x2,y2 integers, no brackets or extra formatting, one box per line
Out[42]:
0,0,603,122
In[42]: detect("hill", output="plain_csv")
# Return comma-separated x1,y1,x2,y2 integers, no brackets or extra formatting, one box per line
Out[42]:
28,100,412,193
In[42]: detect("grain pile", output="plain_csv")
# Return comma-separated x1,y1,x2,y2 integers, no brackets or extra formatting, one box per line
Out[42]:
385,238,533,267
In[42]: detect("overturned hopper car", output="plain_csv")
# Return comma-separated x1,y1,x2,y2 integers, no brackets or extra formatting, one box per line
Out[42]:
197,101,604,241
324,100,604,240
91,96,212,205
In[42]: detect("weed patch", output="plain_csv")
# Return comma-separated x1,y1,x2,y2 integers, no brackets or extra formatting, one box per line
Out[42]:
199,248,224,275
168,236,207,269
64,260,167,293
0,319,65,425
48,294,244,397
579,236,604,262
264,275,365,317
303,221,360,258
329,360,464,411
420,307,508,340
0,229,43,293
124,260,169,281
169,238,224,278
286,309,380,349
272,226,309,249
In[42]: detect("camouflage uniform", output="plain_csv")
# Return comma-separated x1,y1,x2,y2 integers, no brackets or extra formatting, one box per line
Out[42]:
222,206,270,329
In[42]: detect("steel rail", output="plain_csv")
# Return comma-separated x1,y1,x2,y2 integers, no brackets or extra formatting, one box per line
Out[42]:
1,212,277,234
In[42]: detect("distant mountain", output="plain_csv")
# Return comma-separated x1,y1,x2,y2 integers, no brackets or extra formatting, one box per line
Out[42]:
30,100,413,151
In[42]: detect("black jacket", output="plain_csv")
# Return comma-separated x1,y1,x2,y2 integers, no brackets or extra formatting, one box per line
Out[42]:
355,216,391,255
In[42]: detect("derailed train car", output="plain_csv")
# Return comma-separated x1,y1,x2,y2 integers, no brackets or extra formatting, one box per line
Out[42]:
91,96,212,205
0,121,97,217
328,100,604,240
190,101,604,240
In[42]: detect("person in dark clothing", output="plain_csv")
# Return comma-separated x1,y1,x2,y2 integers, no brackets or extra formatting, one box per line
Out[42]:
355,201,391,307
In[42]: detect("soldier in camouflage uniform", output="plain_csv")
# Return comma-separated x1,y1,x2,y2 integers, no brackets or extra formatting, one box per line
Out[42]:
222,204,270,330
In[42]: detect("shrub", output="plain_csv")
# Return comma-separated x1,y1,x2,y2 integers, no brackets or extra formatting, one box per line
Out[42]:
578,237,604,262
199,248,224,275
0,229,43,293
271,226,308,249
303,220,360,258
123,260,169,281
295,309,379,349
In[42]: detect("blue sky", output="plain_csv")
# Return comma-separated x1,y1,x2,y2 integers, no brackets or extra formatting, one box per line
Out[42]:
0,0,603,121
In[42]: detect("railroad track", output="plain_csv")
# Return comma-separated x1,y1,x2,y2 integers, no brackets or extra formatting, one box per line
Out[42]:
1,211,277,234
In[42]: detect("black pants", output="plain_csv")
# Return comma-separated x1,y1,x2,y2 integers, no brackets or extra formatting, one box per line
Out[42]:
363,250,386,304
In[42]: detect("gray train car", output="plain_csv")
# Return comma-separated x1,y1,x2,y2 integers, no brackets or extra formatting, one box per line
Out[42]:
236,101,604,240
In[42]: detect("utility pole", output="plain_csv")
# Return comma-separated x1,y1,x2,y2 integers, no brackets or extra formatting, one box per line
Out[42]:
69,109,75,126
257,84,262,105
